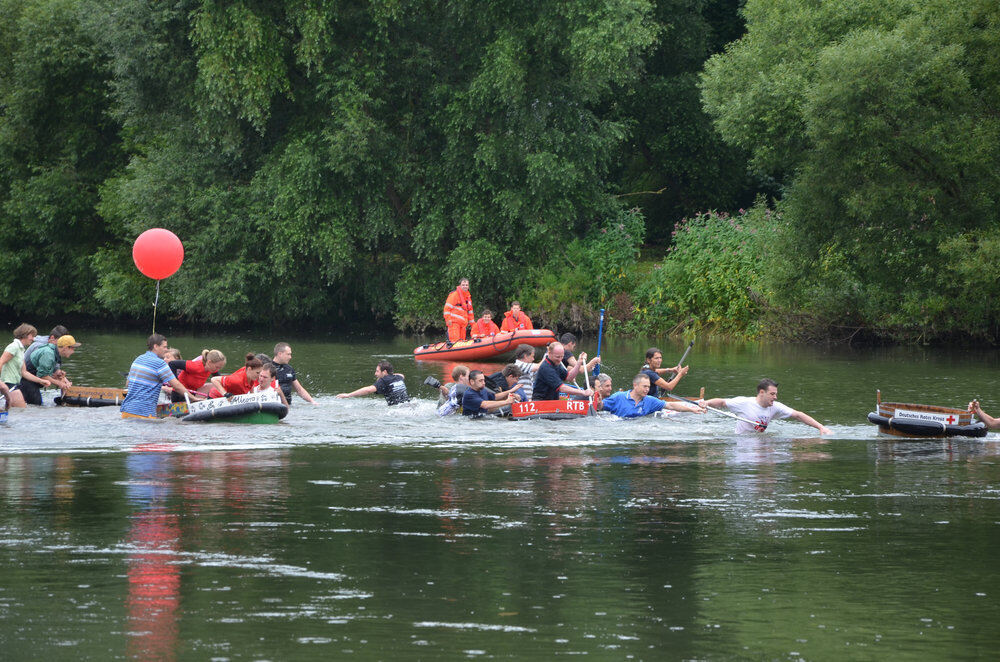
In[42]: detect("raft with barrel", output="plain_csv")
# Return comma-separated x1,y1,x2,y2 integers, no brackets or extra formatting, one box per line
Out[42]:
414,329,557,362
55,385,128,407
867,390,987,438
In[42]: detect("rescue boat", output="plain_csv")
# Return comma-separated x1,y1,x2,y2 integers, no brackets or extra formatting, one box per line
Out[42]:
55,385,128,407
866,390,987,438
414,329,557,362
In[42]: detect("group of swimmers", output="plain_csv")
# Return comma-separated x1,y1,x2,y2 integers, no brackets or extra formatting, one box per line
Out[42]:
331,333,842,433
119,334,317,419
0,323,317,420
8,322,999,434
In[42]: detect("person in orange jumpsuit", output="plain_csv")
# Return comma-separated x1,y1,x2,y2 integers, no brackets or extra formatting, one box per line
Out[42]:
500,301,533,332
472,310,500,338
443,278,474,342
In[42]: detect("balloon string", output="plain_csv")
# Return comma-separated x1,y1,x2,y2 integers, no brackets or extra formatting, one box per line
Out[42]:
152,280,160,334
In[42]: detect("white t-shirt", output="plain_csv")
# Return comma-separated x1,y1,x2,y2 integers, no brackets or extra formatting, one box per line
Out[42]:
725,396,795,433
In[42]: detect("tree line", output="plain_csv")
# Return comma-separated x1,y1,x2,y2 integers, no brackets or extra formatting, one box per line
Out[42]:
1,0,997,343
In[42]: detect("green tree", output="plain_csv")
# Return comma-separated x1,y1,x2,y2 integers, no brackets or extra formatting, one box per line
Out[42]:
611,0,758,244
94,0,660,329
0,0,122,316
701,0,1000,341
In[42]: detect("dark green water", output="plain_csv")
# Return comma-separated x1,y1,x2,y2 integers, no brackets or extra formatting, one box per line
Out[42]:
2,330,999,659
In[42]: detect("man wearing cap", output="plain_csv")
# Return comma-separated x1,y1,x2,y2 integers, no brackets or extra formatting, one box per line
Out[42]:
19,334,79,405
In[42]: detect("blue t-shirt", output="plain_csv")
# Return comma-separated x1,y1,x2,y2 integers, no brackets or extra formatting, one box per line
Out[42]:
121,351,174,417
462,386,495,417
532,358,567,401
601,391,667,418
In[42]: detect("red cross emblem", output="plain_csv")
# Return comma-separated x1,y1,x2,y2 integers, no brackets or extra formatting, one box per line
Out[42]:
946,415,956,424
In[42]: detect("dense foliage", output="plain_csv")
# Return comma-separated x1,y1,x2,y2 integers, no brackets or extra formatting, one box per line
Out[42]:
1,0,998,343
701,0,1000,342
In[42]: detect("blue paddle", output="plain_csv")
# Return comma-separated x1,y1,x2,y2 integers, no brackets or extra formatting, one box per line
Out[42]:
593,308,605,376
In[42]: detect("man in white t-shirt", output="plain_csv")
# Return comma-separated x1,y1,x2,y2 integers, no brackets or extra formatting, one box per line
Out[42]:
702,378,831,435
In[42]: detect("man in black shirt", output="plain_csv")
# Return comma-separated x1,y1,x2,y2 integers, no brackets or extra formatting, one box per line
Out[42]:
532,342,593,401
273,342,317,405
461,370,519,418
337,360,411,405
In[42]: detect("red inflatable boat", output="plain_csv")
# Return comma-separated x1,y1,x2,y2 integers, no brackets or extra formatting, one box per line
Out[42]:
510,399,593,420
414,329,557,362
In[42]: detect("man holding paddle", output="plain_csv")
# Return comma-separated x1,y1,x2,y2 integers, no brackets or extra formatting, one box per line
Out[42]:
701,378,831,435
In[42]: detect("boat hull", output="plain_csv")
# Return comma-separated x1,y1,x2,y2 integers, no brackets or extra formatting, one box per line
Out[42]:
179,392,288,424
868,391,987,438
55,386,127,407
414,329,556,362
510,399,592,420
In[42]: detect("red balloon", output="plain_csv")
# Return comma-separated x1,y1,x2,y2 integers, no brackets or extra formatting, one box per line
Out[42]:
132,228,184,280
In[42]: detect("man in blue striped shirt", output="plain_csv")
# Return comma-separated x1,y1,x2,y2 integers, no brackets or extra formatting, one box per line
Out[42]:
121,334,198,419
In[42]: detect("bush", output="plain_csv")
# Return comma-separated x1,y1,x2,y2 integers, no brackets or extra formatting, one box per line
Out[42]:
626,202,771,337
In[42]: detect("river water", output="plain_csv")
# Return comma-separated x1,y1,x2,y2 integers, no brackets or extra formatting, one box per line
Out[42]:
2,330,999,659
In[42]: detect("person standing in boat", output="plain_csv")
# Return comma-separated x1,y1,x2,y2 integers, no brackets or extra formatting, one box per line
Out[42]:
337,360,411,405
471,310,500,338
500,301,533,332
444,278,474,342
640,347,689,399
701,378,831,435
272,342,317,405
594,374,705,418
121,334,200,419
532,342,592,401
969,400,1000,430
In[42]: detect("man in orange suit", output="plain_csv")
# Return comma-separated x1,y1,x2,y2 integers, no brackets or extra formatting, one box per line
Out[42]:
500,301,533,332
444,278,475,342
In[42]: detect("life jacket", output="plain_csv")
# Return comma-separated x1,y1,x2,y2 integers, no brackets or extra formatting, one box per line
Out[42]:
501,310,533,332
443,288,474,326
472,317,500,337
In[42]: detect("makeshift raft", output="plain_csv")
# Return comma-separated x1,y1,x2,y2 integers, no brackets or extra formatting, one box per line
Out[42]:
867,390,987,438
55,386,127,407
414,329,556,362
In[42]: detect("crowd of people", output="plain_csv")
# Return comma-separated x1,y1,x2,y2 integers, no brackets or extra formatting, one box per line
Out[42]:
0,323,317,420
9,286,997,434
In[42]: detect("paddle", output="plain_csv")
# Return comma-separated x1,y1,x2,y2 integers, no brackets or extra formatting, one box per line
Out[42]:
676,339,694,369
593,308,605,376
664,392,767,430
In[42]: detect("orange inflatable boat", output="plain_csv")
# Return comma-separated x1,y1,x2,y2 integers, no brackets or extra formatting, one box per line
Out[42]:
414,329,557,361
